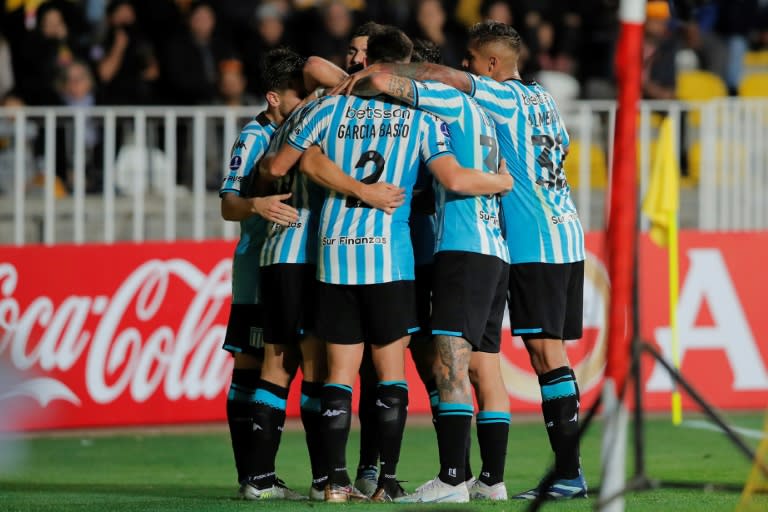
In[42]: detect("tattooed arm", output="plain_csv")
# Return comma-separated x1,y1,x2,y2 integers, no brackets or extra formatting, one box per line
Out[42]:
351,72,416,104
336,62,472,96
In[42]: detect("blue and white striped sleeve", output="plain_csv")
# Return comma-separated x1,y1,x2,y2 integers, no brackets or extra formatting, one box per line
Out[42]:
419,113,455,165
411,80,465,124
467,73,519,119
219,127,270,197
287,98,333,151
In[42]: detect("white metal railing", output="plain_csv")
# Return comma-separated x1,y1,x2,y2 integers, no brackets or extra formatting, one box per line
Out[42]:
0,99,766,246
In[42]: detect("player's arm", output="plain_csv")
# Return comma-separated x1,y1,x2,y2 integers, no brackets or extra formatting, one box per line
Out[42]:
299,146,405,215
428,156,513,196
220,192,299,225
333,62,471,96
303,56,348,92
259,144,302,182
350,72,415,104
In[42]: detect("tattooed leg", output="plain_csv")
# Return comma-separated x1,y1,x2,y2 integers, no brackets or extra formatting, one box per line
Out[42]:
433,334,474,485
433,335,473,404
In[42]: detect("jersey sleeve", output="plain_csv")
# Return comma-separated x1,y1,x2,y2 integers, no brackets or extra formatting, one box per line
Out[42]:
418,112,455,165
219,126,271,197
411,80,466,124
286,97,334,152
466,73,519,119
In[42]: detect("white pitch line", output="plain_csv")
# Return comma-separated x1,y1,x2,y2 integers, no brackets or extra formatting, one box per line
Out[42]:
683,419,767,440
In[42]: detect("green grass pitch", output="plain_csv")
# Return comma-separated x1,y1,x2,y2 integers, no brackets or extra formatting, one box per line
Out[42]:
1,412,766,511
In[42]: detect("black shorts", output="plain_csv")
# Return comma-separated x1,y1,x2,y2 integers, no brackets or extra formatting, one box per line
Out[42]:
261,263,316,344
222,303,266,357
413,264,433,341
315,280,418,346
430,251,509,353
507,261,584,340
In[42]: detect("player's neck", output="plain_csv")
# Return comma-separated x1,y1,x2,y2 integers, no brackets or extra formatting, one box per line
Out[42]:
265,107,284,127
493,66,520,83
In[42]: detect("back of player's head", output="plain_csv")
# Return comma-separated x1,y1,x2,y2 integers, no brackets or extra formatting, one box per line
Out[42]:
260,47,306,93
366,26,413,64
411,39,442,64
468,20,522,53
350,21,383,40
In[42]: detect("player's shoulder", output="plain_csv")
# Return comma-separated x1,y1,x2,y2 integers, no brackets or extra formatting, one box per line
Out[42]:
239,111,276,136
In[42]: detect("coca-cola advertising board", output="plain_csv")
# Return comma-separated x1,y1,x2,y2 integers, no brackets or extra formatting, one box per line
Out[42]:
1,233,767,432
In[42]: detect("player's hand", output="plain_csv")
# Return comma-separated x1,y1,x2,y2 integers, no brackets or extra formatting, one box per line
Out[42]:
359,182,405,215
497,159,513,195
329,64,378,96
251,193,299,225
114,28,130,51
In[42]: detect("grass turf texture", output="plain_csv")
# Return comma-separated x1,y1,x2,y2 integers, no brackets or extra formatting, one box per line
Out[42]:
1,413,765,511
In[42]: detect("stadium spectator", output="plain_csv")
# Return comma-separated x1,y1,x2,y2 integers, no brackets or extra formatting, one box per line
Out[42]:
93,0,158,105
54,59,104,192
215,58,258,107
715,0,761,93
311,1,355,68
158,0,232,105
642,0,678,100
240,2,293,97
15,2,89,105
408,0,467,68
481,0,514,25
0,32,13,99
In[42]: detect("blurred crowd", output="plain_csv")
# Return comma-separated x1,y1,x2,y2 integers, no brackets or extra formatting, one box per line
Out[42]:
0,0,766,111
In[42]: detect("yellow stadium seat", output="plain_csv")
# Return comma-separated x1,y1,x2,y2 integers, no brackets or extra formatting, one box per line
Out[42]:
738,73,768,97
563,141,607,189
676,70,728,100
676,70,728,126
743,50,768,74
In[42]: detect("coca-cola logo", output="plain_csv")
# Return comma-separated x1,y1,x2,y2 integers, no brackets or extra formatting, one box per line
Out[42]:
0,258,235,409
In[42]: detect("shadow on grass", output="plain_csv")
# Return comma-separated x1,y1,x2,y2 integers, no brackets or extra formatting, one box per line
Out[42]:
1,480,236,500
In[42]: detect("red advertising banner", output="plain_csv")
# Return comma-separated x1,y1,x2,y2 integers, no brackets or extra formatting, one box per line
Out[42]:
1,232,767,431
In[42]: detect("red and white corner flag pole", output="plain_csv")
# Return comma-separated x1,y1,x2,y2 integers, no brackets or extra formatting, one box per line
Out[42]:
600,0,645,510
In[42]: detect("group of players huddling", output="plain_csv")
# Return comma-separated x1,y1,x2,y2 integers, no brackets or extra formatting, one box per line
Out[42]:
219,18,587,504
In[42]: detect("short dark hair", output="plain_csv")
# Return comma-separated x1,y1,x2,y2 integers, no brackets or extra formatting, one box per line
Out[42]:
260,48,306,92
366,25,413,64
411,38,442,64
468,20,522,52
350,21,382,40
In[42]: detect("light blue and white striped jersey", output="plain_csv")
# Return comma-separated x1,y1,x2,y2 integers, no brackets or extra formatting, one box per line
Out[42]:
260,102,324,266
467,74,585,264
410,165,436,266
411,80,509,263
219,112,275,304
288,95,454,285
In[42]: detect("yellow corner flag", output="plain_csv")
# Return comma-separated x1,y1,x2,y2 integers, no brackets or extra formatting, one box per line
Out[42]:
642,116,680,246
642,116,682,425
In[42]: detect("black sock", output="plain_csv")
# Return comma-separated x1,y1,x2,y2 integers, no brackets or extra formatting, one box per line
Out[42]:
322,383,353,487
357,355,379,475
425,378,439,428
247,379,289,488
436,402,473,486
465,427,473,481
376,381,409,492
226,368,261,484
476,411,510,485
301,381,327,489
424,379,441,466
540,367,581,479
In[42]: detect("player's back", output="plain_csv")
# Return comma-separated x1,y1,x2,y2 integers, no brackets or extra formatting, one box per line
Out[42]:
288,94,452,285
412,80,509,262
260,102,324,267
219,113,276,302
468,75,585,264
